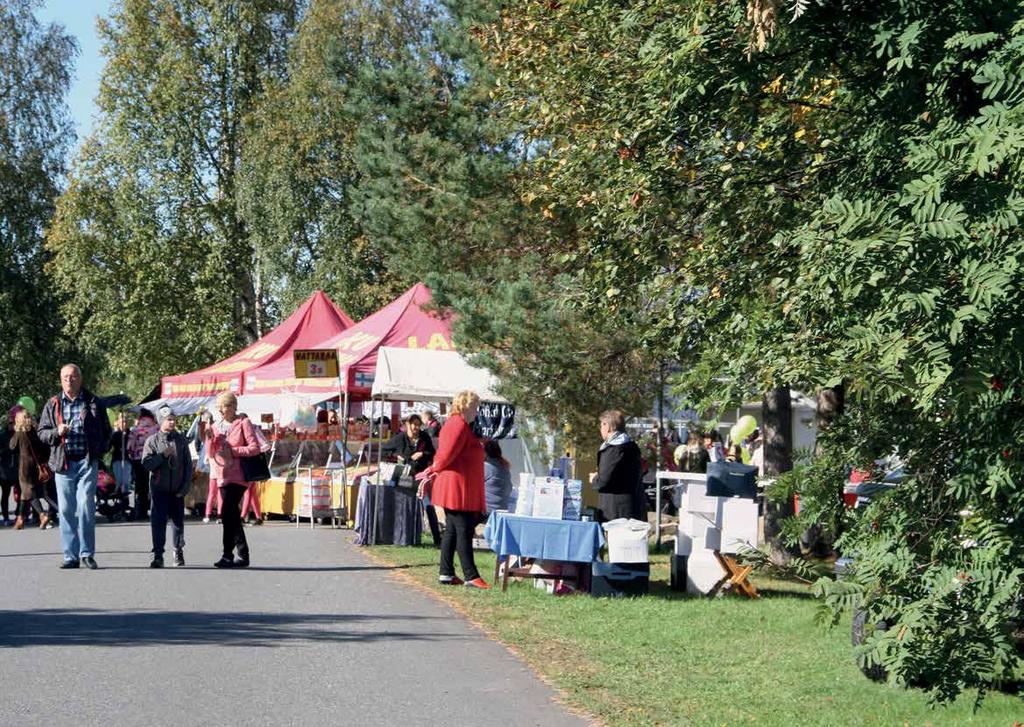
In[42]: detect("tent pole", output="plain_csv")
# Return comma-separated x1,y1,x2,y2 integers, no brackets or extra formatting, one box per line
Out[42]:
340,387,349,529
372,394,384,545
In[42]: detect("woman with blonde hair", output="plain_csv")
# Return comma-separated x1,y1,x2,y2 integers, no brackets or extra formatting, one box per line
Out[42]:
204,392,262,568
417,390,489,589
9,410,51,529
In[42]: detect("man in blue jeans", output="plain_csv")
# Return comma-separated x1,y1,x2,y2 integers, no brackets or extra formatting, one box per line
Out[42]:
36,364,111,569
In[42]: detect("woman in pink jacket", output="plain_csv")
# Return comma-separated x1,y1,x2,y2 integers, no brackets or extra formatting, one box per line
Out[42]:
204,392,262,568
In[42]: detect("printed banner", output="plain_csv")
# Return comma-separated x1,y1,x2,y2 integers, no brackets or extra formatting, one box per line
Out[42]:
473,401,516,439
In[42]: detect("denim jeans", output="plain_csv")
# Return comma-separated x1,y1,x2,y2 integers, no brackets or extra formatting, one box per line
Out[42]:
54,457,98,561
112,460,134,495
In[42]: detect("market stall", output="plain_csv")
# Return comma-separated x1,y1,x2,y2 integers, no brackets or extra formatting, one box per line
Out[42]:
148,289,355,415
354,346,528,546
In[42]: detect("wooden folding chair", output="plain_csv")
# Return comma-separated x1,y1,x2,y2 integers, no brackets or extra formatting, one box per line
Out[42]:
708,551,759,599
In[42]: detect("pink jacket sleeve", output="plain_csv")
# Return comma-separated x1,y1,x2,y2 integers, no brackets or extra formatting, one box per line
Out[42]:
229,417,263,458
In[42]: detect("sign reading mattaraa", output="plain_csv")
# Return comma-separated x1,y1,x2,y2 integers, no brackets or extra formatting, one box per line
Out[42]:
293,349,340,379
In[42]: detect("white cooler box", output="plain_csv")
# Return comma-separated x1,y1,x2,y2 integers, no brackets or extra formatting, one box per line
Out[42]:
603,518,651,563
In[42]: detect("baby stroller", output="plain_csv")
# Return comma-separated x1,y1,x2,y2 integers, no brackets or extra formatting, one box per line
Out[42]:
96,468,133,523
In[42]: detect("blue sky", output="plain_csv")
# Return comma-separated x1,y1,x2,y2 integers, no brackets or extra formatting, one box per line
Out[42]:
37,1,113,144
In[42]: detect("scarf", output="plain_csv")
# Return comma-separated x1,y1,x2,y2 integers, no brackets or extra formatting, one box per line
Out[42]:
599,430,631,451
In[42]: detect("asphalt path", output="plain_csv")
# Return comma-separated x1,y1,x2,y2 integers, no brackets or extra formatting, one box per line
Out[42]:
0,518,588,727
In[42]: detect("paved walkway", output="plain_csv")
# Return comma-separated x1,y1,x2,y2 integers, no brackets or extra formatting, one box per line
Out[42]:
0,519,588,726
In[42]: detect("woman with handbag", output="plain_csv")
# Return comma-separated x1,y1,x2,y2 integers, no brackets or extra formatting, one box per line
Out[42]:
9,410,51,530
204,392,263,568
239,415,265,526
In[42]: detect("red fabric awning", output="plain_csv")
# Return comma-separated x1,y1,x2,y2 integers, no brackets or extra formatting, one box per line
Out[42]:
160,290,355,400
242,283,455,399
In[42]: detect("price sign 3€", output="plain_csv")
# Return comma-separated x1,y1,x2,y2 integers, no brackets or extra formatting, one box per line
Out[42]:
293,349,340,379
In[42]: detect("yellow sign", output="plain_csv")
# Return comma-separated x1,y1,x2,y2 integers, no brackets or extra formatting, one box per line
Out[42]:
293,349,340,379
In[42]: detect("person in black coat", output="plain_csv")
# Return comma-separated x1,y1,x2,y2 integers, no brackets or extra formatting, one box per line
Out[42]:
589,409,645,523
380,414,441,546
380,414,435,475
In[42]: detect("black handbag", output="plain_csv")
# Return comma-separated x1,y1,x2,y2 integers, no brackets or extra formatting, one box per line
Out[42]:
240,452,271,482
237,420,271,482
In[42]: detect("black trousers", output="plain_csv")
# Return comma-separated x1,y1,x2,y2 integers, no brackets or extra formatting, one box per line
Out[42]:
150,491,185,556
131,461,150,518
424,503,442,546
439,509,480,581
219,483,249,562
1,479,14,520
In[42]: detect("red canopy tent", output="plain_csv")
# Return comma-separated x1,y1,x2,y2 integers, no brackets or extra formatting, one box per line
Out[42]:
242,283,454,403
157,290,355,410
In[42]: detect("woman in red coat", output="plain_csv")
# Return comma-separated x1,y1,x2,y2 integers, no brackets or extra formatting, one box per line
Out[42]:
418,390,489,589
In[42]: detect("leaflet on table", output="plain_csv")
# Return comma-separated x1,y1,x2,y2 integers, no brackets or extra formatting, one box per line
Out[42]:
514,473,535,516
532,479,565,519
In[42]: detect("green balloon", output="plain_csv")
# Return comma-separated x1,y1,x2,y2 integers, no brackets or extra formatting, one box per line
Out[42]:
734,415,757,441
17,396,36,416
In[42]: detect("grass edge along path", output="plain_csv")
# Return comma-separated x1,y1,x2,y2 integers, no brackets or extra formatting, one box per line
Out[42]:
363,540,1024,727
359,543,605,726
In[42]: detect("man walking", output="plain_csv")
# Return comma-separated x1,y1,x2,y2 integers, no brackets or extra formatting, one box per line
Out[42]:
141,407,192,568
37,364,112,569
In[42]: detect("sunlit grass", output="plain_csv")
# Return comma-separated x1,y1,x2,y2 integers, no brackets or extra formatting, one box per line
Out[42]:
371,543,1024,726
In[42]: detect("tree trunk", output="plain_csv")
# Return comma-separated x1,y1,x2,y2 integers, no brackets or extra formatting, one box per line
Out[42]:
762,385,794,565
806,382,847,556
815,383,845,454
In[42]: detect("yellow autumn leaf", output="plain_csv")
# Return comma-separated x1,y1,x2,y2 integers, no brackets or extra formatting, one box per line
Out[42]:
794,128,806,140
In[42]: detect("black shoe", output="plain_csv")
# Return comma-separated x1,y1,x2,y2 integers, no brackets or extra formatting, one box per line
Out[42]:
234,558,250,568
173,550,185,567
81,556,98,570
150,557,164,568
214,557,237,568
59,559,80,569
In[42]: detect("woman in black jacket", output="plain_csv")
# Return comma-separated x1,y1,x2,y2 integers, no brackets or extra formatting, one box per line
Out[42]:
380,414,441,545
589,410,645,523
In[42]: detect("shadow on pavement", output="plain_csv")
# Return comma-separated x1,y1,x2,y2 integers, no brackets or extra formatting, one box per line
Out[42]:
0,609,462,648
0,550,152,559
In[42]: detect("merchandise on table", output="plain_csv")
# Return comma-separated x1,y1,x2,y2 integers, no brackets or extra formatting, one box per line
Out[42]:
562,479,583,521
514,473,535,516
531,478,565,519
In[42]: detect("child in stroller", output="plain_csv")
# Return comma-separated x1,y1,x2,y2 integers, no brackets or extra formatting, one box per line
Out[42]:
96,468,133,523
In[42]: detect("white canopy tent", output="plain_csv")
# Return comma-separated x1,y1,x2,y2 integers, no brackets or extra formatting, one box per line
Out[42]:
370,347,506,403
142,392,334,419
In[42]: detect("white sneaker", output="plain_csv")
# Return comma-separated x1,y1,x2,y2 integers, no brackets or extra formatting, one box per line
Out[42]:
202,517,210,524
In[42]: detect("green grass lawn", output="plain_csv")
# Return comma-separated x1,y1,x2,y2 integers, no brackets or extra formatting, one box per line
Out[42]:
369,542,1024,726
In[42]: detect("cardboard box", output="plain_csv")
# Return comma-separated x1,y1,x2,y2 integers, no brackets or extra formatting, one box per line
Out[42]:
603,518,651,563
686,550,723,595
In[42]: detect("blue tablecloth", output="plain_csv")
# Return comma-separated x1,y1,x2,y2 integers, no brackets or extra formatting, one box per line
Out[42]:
484,512,604,563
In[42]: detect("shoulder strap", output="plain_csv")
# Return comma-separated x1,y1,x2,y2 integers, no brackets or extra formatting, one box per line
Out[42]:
25,433,42,469
51,396,66,449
